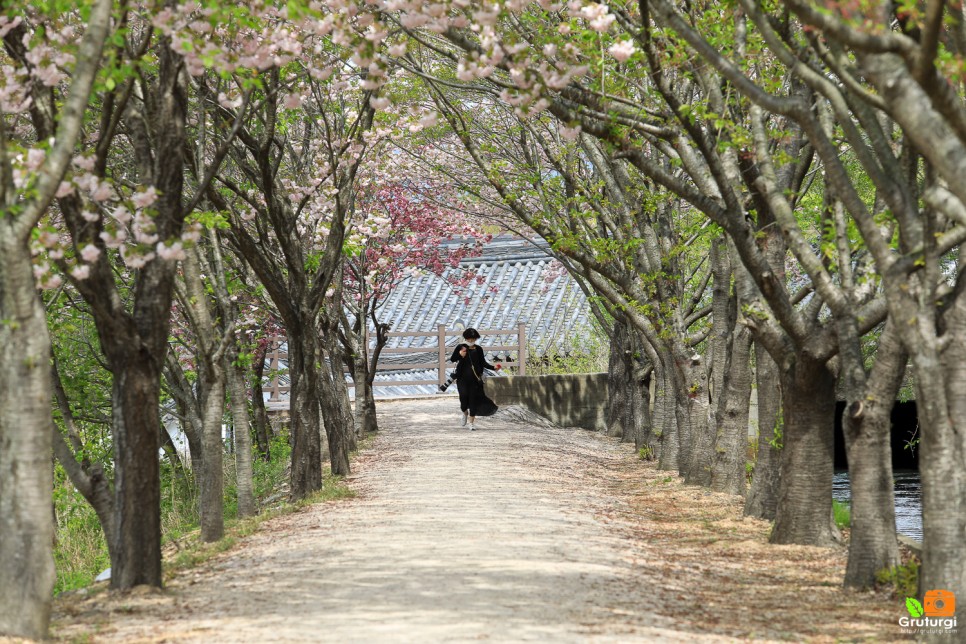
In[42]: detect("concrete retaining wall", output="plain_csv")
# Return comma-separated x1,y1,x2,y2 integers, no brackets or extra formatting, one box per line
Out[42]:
487,373,608,431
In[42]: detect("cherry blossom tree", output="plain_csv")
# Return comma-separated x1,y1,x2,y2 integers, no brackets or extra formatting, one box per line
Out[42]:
204,3,381,494
341,183,484,436
0,1,112,637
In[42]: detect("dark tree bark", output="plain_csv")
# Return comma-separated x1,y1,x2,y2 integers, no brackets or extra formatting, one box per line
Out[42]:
225,344,256,517
606,317,632,439
30,26,193,589
625,332,654,448
251,342,272,461
686,237,732,486
605,317,653,448
654,358,679,471
286,326,324,492
744,342,782,519
770,353,839,546
321,301,357,459
340,277,384,439
710,326,753,497
361,317,389,436
0,2,111,634
841,322,905,587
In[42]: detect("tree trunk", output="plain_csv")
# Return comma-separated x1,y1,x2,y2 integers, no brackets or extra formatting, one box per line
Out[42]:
361,319,391,437
318,363,352,476
109,359,164,588
359,372,379,437
607,319,653,447
321,322,357,455
635,334,661,456
842,383,903,585
770,352,839,546
96,35,187,589
347,322,379,438
0,242,57,639
655,359,679,471
745,341,782,519
287,327,324,499
170,395,203,479
198,375,225,542
606,318,631,438
352,354,373,438
683,381,714,484
0,0,111,625
226,346,256,517
908,289,966,629
180,247,228,543
710,325,754,496
679,351,710,482
632,369,653,449
251,343,272,461
688,237,735,487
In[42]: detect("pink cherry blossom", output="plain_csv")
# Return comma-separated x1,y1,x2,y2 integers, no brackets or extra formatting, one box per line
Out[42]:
70,265,91,280
132,186,159,208
80,244,101,263
608,40,637,62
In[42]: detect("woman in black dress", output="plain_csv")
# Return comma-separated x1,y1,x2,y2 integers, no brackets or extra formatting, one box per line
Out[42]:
449,327,501,430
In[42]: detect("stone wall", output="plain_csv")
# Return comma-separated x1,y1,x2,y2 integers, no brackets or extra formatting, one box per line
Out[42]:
487,373,608,431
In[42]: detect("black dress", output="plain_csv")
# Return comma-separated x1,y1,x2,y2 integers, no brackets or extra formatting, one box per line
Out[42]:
449,343,499,416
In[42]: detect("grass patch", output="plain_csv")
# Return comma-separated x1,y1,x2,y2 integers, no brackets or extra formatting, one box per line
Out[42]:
876,559,919,597
163,473,354,579
54,432,359,594
524,324,609,375
832,499,851,530
53,475,111,595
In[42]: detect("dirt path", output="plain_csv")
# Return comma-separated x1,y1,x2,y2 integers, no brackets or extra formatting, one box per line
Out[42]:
51,399,909,642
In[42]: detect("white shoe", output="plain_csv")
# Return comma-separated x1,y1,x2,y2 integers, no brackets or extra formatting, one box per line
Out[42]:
461,413,468,427
469,423,476,431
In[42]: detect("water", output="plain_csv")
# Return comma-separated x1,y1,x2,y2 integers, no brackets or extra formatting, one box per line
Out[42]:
832,470,922,541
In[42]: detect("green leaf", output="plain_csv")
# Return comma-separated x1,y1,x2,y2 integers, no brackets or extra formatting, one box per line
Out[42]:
906,597,924,618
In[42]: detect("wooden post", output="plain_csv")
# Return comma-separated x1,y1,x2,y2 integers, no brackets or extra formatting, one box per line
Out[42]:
438,324,447,386
266,337,286,401
518,322,527,376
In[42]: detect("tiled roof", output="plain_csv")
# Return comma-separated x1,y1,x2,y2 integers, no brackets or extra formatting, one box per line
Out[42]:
266,236,594,402
375,236,590,357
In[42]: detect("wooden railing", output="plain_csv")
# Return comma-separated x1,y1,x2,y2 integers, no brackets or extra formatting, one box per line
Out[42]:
369,323,527,388
263,340,290,403
263,324,527,401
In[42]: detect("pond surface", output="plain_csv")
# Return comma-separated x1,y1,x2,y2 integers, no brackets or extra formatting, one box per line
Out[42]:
832,470,922,541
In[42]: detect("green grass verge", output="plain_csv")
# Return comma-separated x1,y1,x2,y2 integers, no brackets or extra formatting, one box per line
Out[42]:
54,433,363,594
832,499,851,530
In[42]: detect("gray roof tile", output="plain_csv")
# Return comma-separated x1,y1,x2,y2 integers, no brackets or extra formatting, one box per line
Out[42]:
267,237,593,401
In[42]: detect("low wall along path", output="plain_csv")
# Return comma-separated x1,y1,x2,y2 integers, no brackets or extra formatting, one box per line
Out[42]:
52,399,907,642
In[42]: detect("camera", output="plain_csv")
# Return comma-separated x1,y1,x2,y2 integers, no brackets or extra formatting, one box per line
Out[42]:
438,371,457,392
924,589,956,617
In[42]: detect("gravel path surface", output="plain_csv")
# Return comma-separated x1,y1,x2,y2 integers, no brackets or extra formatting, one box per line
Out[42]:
50,398,908,643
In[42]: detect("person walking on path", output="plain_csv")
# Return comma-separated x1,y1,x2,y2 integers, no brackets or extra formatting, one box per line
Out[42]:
450,328,501,430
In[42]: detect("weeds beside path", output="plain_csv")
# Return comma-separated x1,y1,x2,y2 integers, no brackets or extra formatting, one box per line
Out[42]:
49,399,908,642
